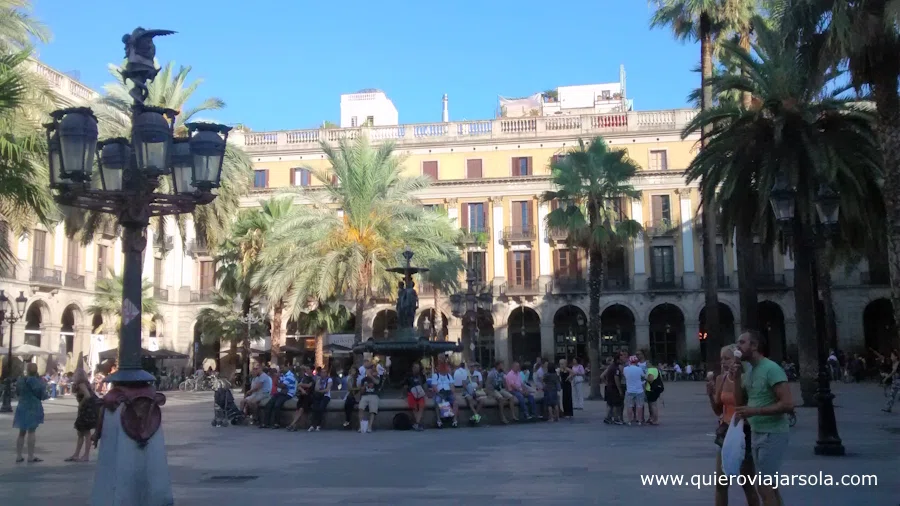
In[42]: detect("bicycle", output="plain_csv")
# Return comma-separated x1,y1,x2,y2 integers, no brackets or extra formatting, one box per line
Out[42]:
178,378,197,391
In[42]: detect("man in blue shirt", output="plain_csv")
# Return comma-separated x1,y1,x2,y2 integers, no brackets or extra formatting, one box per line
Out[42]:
261,366,296,428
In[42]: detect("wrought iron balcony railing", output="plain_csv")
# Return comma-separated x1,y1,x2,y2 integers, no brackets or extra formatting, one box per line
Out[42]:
460,226,490,246
64,272,85,289
701,275,731,289
647,276,684,291
190,289,213,302
154,287,169,301
644,219,678,236
755,273,787,289
30,266,61,286
550,277,587,294
502,226,537,242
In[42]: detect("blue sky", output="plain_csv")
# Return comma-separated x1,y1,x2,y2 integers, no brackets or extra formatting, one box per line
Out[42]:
32,0,700,131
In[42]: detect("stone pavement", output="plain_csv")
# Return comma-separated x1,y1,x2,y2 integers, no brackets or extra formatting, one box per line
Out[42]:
0,382,897,506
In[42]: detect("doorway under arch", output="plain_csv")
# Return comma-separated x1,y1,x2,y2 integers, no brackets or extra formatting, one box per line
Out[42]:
473,308,495,366
372,309,398,340
417,309,448,340
699,302,736,361
553,305,587,363
863,298,896,357
758,301,787,362
24,301,46,348
508,306,541,365
61,305,79,358
648,303,685,364
601,304,636,361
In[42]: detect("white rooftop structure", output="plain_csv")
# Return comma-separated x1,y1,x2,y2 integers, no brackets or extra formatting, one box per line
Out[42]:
340,89,399,128
499,65,633,118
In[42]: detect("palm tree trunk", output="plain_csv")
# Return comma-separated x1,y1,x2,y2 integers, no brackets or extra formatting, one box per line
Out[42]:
315,332,324,368
587,197,604,399
699,13,721,372
271,298,284,366
739,29,752,109
817,257,838,352
792,213,819,407
735,213,758,331
241,295,251,393
873,75,900,352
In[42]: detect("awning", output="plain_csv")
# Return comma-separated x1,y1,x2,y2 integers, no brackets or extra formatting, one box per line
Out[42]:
98,348,157,360
153,349,188,359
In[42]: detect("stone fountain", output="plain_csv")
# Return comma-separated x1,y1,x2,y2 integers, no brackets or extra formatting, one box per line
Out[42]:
353,249,460,382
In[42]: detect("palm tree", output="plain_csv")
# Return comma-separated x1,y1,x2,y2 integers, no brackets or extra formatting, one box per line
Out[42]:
651,0,725,368
294,300,351,367
87,271,159,333
0,50,55,270
776,0,900,350
683,18,884,404
257,137,461,342
66,62,252,249
0,0,50,53
542,137,643,398
196,291,269,372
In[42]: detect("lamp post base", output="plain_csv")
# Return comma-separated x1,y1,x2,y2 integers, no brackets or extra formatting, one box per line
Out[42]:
0,377,13,413
91,383,173,506
813,374,845,457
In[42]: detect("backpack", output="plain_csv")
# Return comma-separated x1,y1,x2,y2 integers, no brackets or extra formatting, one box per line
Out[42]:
649,369,665,398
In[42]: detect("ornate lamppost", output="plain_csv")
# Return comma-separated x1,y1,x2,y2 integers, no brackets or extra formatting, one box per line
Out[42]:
769,173,845,456
0,290,28,413
45,28,231,504
236,305,265,392
450,270,493,364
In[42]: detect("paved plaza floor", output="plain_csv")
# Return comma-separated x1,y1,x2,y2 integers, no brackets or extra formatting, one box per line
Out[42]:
0,382,897,505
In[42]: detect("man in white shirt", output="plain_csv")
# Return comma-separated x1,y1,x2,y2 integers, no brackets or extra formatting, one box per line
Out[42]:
460,362,485,423
673,363,683,381
453,362,469,389
622,356,646,426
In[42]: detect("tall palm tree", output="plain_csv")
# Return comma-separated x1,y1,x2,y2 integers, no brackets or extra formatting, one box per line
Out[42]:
196,290,269,372
0,0,49,53
651,0,725,368
777,0,900,350
87,271,158,333
294,300,351,367
683,18,884,404
542,137,643,398
66,62,252,250
0,50,55,269
257,137,461,342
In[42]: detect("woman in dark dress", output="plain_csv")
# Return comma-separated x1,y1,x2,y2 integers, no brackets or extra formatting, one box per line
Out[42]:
66,368,99,462
558,359,574,418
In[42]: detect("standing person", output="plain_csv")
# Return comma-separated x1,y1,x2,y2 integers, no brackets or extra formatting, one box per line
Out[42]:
708,345,759,506
734,331,793,506
343,367,360,429
66,368,100,462
47,371,59,400
644,358,663,425
13,363,47,463
623,356,646,426
404,362,428,431
358,365,382,433
881,350,900,413
558,359,574,418
309,366,333,432
571,358,586,410
542,363,561,421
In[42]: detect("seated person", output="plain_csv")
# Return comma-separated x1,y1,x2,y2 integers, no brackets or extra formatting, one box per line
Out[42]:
262,366,296,429
430,359,459,428
505,362,537,421
287,366,315,431
462,362,486,423
486,361,516,424
240,365,271,422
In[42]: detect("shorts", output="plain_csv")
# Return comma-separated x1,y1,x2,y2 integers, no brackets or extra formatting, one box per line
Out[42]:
296,394,313,411
624,392,645,409
544,389,559,407
492,390,514,402
605,385,623,407
246,391,270,405
437,391,455,405
407,393,425,410
751,431,789,475
359,394,379,414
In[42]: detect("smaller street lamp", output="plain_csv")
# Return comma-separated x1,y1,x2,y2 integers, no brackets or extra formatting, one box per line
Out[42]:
451,270,493,364
768,173,845,456
0,290,28,413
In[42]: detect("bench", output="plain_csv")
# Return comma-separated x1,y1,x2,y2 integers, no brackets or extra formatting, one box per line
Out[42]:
257,391,547,431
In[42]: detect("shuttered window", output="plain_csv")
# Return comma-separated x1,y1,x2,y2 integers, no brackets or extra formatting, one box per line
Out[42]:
466,159,483,179
511,157,533,176
422,161,438,180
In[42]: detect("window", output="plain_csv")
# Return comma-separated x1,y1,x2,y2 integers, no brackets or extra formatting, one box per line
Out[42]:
651,194,671,223
651,246,675,284
253,170,268,188
66,238,80,274
510,251,533,285
466,159,483,179
422,161,438,180
293,168,311,187
554,249,580,278
512,201,533,232
32,229,47,268
97,245,108,279
601,90,611,99
153,257,164,289
467,251,486,283
511,156,532,176
607,246,627,284
753,243,774,275
610,197,626,222
462,202,486,232
422,204,438,212
715,243,726,280
551,154,566,166
199,260,215,290
365,116,374,126
649,150,668,171
351,116,358,127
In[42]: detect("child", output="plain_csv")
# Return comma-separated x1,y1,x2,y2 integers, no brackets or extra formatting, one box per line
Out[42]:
542,363,561,422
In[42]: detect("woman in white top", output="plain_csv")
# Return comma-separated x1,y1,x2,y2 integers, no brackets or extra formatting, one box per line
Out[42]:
570,358,586,410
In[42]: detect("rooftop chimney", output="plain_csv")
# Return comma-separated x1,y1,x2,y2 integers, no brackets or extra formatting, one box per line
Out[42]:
442,94,449,123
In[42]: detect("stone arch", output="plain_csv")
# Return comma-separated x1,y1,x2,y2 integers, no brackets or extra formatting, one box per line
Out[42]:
553,305,587,363
416,309,448,340
699,302,737,360
648,302,686,364
863,298,895,357
60,304,83,358
600,300,641,323
508,306,541,365
372,309,398,340
24,299,51,348
758,300,787,362
601,303,636,360
91,313,104,334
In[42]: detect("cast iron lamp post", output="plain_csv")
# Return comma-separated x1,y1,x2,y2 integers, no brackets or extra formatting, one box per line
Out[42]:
450,270,493,364
0,290,28,413
45,28,231,505
769,173,845,456
236,306,265,392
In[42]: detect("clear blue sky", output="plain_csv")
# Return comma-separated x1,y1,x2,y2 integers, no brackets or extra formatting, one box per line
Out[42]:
32,0,700,131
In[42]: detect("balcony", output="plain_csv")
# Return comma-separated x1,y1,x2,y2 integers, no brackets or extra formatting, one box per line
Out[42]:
755,273,787,289
28,59,99,106
551,277,587,295
460,227,490,246
190,289,213,302
644,219,678,237
187,238,209,256
860,270,890,286
30,266,61,286
647,276,684,291
548,227,569,241
64,272,85,289
154,287,169,301
154,235,174,252
501,279,542,296
603,277,631,291
100,222,117,238
235,109,698,154
0,264,15,279
701,275,731,289
416,283,436,297
502,226,537,242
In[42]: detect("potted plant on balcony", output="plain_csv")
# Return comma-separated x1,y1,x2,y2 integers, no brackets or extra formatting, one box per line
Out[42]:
472,231,489,248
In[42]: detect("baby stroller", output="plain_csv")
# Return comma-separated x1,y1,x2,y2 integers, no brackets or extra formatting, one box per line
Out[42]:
212,387,244,427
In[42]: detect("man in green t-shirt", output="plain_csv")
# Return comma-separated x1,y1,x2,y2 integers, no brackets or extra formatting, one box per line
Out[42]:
734,330,794,506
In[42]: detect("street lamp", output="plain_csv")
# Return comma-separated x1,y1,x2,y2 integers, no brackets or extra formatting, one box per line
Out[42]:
237,309,265,392
769,173,845,456
0,290,28,413
45,28,230,502
451,270,493,364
